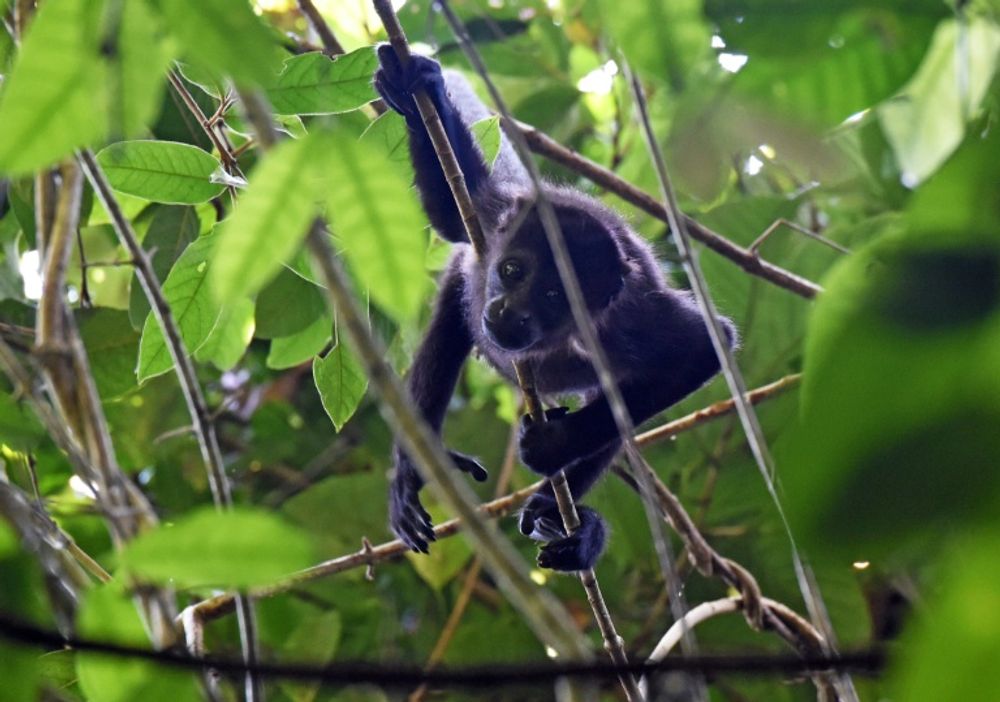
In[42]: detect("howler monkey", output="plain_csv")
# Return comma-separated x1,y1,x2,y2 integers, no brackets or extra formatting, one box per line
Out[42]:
374,48,735,572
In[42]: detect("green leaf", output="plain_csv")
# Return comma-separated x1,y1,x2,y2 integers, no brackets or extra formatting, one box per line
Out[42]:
267,48,378,115
194,297,255,371
313,344,368,432
879,18,1000,185
279,611,342,702
137,234,222,382
471,116,502,168
735,12,938,130
120,506,316,588
155,0,280,87
890,532,1000,702
599,0,711,85
784,226,1000,559
0,641,38,702
129,205,200,327
114,0,174,136
0,0,106,175
322,129,429,322
268,314,332,370
78,309,140,400
0,391,44,450
254,268,328,339
212,134,325,303
77,583,201,702
95,141,225,204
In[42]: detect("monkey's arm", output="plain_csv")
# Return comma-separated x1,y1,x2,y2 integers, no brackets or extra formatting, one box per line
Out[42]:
390,265,483,553
374,47,494,243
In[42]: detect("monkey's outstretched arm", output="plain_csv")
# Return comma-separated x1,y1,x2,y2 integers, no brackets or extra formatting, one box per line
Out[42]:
374,46,493,243
390,265,483,552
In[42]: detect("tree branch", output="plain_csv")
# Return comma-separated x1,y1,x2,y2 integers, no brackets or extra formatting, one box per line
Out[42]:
76,150,262,701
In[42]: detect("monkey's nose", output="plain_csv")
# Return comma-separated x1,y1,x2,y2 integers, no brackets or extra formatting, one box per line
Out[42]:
486,299,529,326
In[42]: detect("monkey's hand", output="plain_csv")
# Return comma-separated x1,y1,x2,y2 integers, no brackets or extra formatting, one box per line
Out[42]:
518,494,607,572
373,45,446,122
389,457,436,554
448,450,489,482
518,406,575,476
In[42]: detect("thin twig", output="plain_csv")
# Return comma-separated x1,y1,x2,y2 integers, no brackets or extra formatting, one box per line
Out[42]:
636,374,800,447
0,612,888,685
517,124,822,299
623,64,855,702
410,420,521,702
296,0,345,55
233,73,588,662
176,373,792,626
77,150,262,702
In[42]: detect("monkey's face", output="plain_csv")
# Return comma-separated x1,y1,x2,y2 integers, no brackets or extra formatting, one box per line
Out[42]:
482,249,570,352
482,220,625,352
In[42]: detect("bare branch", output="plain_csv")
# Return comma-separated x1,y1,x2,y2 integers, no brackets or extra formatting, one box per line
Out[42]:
296,0,344,55
77,150,262,701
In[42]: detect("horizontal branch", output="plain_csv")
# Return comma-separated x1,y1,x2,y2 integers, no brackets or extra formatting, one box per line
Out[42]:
518,124,822,299
0,612,885,686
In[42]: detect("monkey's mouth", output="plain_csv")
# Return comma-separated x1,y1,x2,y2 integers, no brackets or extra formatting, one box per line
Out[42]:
482,317,536,352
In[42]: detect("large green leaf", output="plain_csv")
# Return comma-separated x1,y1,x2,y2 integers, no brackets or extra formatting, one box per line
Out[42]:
155,0,280,86
323,129,429,322
598,0,712,85
112,0,174,137
77,584,201,702
0,0,106,174
879,18,1000,185
120,506,316,588
0,391,44,450
95,141,225,204
313,344,368,432
267,48,378,115
137,234,222,382
211,134,325,303
733,11,939,129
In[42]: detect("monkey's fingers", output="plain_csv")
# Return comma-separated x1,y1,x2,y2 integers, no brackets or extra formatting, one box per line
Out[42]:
448,451,489,482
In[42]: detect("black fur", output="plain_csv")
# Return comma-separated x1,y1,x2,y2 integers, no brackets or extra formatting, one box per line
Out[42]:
375,47,736,571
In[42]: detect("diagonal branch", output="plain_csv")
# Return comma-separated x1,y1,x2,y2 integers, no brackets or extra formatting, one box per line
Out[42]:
373,3,639,698
77,150,263,701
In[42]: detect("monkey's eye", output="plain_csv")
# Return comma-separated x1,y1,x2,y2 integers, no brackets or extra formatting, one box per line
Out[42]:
500,259,523,281
545,289,561,304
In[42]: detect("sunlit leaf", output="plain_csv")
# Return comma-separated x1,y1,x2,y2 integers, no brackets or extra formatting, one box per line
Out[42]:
322,128,429,321
120,507,316,588
77,583,201,702
0,0,105,175
138,234,221,382
267,48,378,115
95,141,225,204
155,0,280,86
212,134,325,303
114,0,174,136
313,343,368,432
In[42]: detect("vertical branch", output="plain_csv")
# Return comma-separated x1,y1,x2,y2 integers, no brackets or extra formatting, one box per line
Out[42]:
31,161,177,647
371,3,639,699
623,65,855,702
77,151,263,702
296,0,344,55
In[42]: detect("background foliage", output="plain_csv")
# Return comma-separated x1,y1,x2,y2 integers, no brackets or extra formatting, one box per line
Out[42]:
1,0,999,700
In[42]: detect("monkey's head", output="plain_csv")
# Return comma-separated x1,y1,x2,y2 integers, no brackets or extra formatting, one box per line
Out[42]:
482,201,627,352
